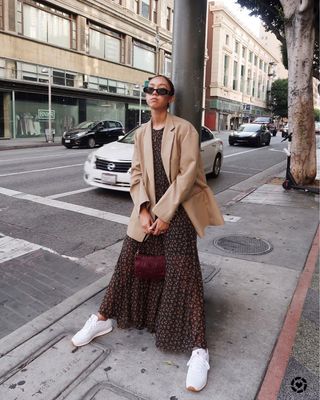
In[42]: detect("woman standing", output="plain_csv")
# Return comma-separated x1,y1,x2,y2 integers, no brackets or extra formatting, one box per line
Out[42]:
72,75,224,392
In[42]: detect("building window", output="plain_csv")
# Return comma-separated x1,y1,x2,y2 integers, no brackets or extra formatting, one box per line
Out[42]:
259,59,263,69
246,75,251,95
133,41,155,72
89,25,121,63
252,74,256,96
152,0,158,23
164,54,172,77
223,54,229,87
249,51,253,63
166,7,172,31
254,55,258,66
234,41,239,54
21,1,74,49
225,34,229,45
242,46,246,59
141,0,150,18
233,61,238,90
240,64,245,92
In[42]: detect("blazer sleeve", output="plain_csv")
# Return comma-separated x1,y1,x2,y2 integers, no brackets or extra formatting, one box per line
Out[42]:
130,132,150,216
152,124,199,222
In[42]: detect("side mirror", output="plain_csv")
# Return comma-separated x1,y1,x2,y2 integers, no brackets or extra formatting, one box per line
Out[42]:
118,135,124,140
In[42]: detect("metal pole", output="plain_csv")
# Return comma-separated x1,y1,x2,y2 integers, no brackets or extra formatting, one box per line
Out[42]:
139,84,142,125
12,90,16,139
171,0,207,135
48,68,52,142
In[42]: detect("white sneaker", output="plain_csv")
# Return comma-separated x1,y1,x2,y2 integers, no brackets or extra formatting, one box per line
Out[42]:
186,348,210,392
71,314,113,347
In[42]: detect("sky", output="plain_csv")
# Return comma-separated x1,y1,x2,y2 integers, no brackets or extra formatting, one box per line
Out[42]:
214,0,262,38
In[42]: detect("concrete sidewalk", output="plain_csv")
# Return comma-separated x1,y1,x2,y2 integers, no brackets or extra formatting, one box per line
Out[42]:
0,136,62,150
0,162,319,399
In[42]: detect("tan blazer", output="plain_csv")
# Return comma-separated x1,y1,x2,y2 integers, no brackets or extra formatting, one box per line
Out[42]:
127,113,224,242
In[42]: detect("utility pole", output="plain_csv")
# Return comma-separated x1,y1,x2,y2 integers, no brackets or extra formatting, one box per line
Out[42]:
171,0,207,136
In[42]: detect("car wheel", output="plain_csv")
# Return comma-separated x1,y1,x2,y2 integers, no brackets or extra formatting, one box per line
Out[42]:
88,137,96,148
256,137,262,147
211,154,222,178
265,138,271,146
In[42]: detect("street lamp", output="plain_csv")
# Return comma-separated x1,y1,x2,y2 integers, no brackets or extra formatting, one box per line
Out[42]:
41,67,52,142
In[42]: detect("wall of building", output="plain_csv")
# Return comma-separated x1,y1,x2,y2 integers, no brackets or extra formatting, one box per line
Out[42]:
205,2,278,131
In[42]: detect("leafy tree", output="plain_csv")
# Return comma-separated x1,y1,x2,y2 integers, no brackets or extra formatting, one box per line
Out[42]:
237,0,317,185
271,79,288,118
314,109,320,121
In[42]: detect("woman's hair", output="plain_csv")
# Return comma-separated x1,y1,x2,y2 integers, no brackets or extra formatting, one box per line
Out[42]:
148,75,175,96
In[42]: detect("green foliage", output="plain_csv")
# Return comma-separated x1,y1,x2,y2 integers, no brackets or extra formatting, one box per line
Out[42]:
271,79,288,118
236,0,319,80
314,109,320,121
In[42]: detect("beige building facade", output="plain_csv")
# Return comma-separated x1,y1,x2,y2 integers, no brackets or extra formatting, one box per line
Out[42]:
205,2,279,131
0,0,174,139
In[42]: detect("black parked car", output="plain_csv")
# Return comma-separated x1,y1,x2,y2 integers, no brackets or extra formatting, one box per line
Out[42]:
229,123,271,147
62,120,125,148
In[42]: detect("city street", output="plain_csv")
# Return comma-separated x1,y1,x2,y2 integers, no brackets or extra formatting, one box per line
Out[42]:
0,133,287,258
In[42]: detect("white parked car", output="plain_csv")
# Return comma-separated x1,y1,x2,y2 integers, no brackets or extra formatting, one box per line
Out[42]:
84,126,223,192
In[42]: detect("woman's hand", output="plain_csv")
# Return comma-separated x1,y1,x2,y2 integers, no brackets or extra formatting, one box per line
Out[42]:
149,218,169,236
139,207,154,234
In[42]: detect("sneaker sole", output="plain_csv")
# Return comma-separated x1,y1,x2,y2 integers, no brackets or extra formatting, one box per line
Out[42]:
71,326,113,347
186,383,206,392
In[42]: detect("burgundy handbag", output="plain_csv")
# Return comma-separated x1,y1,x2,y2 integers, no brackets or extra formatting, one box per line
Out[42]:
134,236,166,280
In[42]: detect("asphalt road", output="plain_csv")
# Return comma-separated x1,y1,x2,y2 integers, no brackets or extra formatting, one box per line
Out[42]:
0,132,287,258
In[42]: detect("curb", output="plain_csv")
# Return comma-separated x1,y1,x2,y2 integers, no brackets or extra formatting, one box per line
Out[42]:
0,142,62,151
256,225,319,400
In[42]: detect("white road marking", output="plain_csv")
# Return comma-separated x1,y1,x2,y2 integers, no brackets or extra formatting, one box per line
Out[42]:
0,186,240,226
0,164,83,177
47,187,96,199
224,147,272,158
0,233,78,263
269,148,286,153
0,186,130,225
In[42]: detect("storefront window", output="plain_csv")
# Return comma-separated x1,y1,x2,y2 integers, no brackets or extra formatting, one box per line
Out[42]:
14,93,78,138
86,99,125,126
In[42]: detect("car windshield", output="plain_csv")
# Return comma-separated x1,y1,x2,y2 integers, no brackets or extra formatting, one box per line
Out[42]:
253,117,270,123
238,124,260,132
74,121,97,129
119,127,138,144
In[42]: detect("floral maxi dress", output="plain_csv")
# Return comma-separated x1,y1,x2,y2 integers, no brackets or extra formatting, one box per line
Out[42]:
99,128,207,352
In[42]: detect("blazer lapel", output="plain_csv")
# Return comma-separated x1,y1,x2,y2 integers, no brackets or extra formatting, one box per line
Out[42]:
161,114,175,183
143,120,155,203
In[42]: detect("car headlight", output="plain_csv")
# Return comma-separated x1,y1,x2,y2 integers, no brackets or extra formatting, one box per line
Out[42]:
251,133,257,137
75,132,86,138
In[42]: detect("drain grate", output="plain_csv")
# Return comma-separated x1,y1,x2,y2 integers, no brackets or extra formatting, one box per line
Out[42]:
213,235,273,255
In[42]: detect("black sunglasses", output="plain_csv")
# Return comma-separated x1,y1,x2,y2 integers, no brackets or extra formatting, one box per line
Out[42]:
143,87,172,96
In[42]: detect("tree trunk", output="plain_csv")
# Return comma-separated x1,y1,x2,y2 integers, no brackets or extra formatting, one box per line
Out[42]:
281,0,316,184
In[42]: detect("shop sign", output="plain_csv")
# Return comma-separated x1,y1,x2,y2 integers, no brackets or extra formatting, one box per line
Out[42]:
38,109,55,120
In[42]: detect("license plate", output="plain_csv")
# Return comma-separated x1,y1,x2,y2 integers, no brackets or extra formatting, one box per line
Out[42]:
65,139,70,143
101,173,117,185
